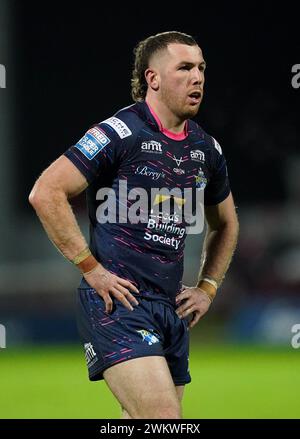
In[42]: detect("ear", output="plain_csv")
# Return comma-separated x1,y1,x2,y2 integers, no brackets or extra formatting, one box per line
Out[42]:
145,68,159,91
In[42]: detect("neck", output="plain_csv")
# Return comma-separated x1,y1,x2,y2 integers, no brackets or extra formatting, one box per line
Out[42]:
145,96,186,134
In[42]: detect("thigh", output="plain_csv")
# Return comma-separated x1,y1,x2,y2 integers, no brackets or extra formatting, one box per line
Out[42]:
121,384,185,419
176,385,185,402
104,355,181,419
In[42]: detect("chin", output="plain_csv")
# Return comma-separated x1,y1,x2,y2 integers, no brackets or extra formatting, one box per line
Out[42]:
183,105,200,119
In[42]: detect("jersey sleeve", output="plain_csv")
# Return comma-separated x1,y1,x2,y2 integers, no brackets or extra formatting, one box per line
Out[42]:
63,117,132,184
204,136,231,205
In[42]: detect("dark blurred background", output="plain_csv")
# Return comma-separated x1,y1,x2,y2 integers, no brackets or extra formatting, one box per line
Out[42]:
1,1,300,347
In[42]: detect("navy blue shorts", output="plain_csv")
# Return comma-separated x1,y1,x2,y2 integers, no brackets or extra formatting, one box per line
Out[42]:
76,288,191,386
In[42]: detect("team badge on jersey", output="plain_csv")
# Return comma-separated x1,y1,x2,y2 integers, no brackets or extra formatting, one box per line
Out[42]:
195,168,207,190
136,329,160,345
75,127,110,160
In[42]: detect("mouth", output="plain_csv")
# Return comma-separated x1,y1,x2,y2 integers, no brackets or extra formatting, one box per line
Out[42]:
188,91,202,104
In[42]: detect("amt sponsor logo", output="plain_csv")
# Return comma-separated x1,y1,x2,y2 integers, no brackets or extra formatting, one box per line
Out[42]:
190,149,205,162
141,140,162,154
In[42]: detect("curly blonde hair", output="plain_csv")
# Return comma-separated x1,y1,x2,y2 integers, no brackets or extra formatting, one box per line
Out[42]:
131,31,197,102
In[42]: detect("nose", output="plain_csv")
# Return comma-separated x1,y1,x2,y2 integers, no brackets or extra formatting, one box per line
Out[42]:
192,67,203,85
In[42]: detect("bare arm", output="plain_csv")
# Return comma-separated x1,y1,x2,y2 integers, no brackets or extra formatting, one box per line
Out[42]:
198,191,239,288
29,156,90,260
176,192,239,328
29,156,139,312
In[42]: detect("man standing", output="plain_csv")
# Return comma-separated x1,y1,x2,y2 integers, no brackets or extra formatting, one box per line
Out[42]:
29,31,239,419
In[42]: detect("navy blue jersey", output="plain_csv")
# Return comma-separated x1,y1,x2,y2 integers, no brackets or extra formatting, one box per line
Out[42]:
64,101,230,303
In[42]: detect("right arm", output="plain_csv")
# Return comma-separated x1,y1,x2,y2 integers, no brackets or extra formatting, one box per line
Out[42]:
29,155,139,312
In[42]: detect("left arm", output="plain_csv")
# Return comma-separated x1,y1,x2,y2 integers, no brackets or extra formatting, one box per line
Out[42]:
176,192,239,328
198,191,239,288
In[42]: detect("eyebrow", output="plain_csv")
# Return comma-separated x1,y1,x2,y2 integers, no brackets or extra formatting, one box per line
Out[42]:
178,61,207,68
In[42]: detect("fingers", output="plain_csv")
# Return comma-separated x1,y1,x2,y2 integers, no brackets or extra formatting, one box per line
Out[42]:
102,293,113,314
84,267,140,313
175,288,191,305
117,277,139,294
176,298,193,316
176,303,196,319
189,311,201,329
114,283,139,306
110,287,137,312
178,300,210,320
176,287,212,328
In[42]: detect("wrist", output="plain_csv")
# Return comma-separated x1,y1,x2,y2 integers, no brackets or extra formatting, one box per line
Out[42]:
71,247,98,274
197,277,218,302
77,254,99,274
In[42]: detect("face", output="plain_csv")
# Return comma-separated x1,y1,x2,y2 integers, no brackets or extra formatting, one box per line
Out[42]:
149,43,206,119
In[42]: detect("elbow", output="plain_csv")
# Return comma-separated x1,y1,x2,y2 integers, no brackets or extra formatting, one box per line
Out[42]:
29,178,66,212
28,178,50,211
28,184,42,211
28,181,37,207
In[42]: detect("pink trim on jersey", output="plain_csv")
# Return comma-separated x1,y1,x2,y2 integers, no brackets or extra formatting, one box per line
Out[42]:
146,101,188,141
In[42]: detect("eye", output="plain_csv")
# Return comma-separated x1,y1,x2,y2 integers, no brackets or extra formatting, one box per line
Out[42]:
179,65,190,70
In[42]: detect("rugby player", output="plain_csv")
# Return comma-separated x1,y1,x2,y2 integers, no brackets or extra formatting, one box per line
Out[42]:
29,31,239,419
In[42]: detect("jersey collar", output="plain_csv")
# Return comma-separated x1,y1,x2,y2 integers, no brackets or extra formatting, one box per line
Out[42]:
141,100,189,141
